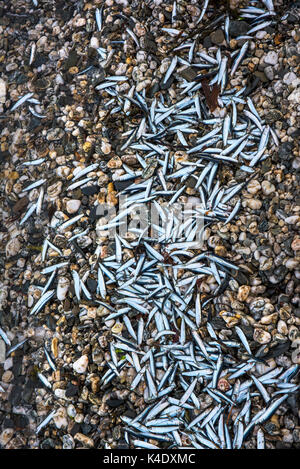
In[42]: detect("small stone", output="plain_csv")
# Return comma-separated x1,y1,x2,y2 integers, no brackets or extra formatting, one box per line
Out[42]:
229,20,249,38
82,141,92,153
101,141,111,155
253,328,271,344
283,72,297,86
90,37,100,49
107,155,122,169
0,429,14,447
264,51,278,66
247,199,262,210
62,434,75,450
264,66,274,81
277,320,288,336
74,433,94,448
261,180,275,195
288,87,300,105
56,276,70,301
210,29,225,45
67,404,76,418
1,370,13,383
0,79,6,104
47,181,63,199
66,199,81,214
73,355,89,374
237,285,251,302
6,238,21,258
111,322,123,334
291,238,300,251
247,179,261,194
0,339,6,363
53,407,68,429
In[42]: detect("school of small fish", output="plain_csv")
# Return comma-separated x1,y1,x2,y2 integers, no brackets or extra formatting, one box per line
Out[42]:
8,0,299,449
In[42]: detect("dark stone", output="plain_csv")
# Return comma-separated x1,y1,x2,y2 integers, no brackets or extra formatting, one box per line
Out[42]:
87,278,97,293
160,74,175,91
229,21,249,38
123,409,137,419
80,424,92,435
185,176,197,188
65,383,79,398
40,438,56,449
291,129,300,138
265,109,283,124
3,418,14,429
9,386,23,406
294,308,300,318
210,29,225,45
14,73,28,85
70,423,81,436
113,179,134,192
81,185,98,196
278,142,293,160
276,441,292,449
32,53,48,68
12,356,23,376
14,375,26,386
57,94,73,106
203,35,212,49
62,50,80,71
0,150,10,162
287,13,298,23
264,421,278,435
210,316,227,330
179,67,198,82
148,81,160,97
144,33,157,54
254,71,269,83
14,415,29,429
106,398,125,408
238,324,253,340
28,117,42,132
88,205,100,222
23,380,35,403
258,220,268,232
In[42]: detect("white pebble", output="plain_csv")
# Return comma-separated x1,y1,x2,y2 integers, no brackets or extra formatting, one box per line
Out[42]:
264,51,278,66
73,354,89,374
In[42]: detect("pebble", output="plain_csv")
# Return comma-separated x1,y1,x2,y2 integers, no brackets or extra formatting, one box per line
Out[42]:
62,434,75,449
6,238,21,258
283,72,298,86
210,29,225,45
291,238,300,251
247,199,262,210
0,429,14,447
73,355,89,374
66,199,81,214
261,181,275,195
0,79,6,104
247,180,261,194
0,339,6,363
56,276,70,301
264,51,278,66
74,433,94,448
53,407,68,429
253,328,271,344
237,285,251,302
1,371,13,383
264,66,274,81
288,87,300,104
